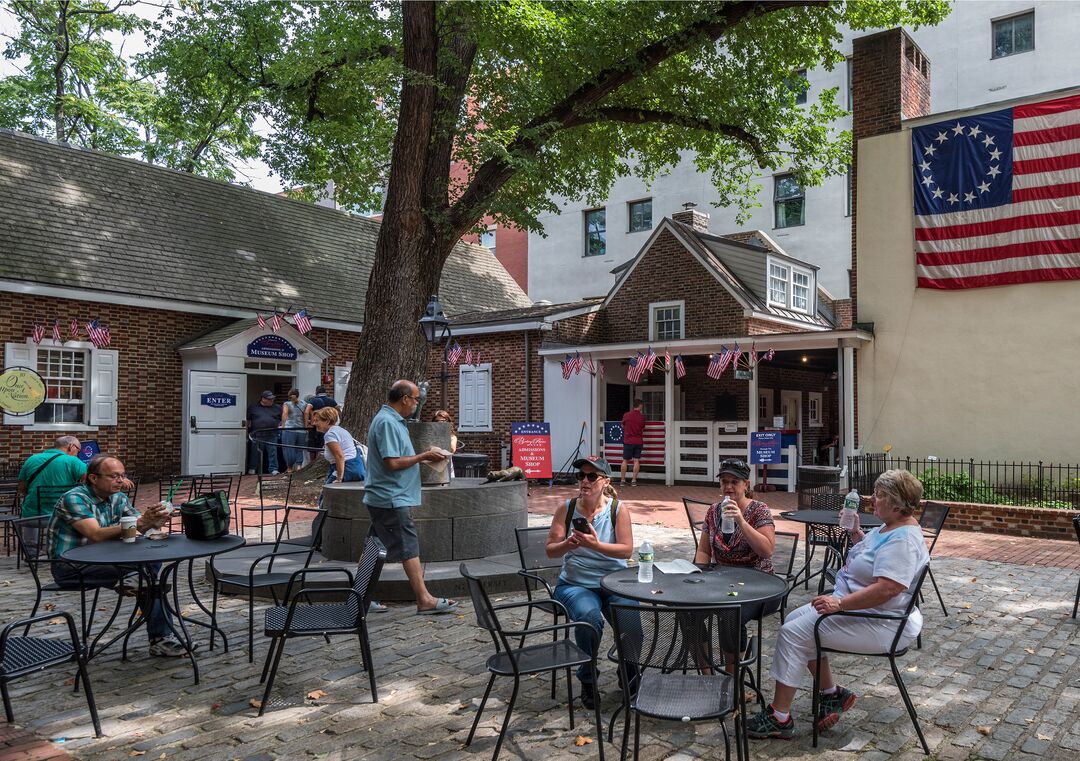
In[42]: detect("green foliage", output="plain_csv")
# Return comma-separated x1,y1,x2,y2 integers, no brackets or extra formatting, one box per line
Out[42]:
917,467,1077,509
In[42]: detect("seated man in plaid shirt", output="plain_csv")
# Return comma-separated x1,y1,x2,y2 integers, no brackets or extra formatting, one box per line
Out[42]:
46,454,186,657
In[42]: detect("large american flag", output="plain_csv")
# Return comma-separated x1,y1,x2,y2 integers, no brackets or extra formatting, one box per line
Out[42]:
913,92,1080,289
86,320,108,347
447,341,462,366
292,309,313,334
626,354,647,383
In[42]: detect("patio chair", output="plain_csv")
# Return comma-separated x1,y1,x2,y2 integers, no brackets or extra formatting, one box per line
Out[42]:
772,531,801,622
244,472,293,542
0,481,19,559
805,493,851,590
1,611,101,738
206,505,326,661
917,501,951,617
812,563,932,754
257,536,386,716
682,497,712,547
513,526,565,698
460,563,604,761
1072,514,1079,618
159,475,204,533
609,602,752,761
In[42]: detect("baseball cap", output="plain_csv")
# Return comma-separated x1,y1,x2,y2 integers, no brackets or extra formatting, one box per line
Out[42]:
717,458,751,480
572,456,612,477
260,390,275,400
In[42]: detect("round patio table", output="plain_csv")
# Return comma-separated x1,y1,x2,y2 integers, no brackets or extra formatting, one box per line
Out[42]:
779,510,883,590
777,509,883,530
600,564,788,613
63,534,244,684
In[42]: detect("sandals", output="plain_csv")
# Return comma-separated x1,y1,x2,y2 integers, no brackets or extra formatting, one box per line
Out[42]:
416,598,458,615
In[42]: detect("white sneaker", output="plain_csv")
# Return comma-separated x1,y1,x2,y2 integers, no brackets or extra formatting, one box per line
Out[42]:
149,637,187,657
271,471,280,475
246,470,255,475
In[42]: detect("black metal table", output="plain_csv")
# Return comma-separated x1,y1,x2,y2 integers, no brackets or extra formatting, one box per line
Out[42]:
778,509,883,530
63,534,244,683
779,510,883,589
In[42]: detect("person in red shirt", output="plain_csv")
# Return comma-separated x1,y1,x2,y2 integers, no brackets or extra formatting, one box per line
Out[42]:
619,399,646,486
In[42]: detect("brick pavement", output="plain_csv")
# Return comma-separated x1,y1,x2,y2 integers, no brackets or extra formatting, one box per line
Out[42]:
0,512,1077,760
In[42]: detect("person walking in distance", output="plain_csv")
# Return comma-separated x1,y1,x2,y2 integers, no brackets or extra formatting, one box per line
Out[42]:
364,380,457,614
619,399,646,486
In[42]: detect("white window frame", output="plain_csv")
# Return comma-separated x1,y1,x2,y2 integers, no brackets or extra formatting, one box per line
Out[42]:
627,198,652,233
991,9,1034,59
773,173,805,229
808,392,823,427
479,224,497,255
584,207,606,257
787,68,808,105
648,300,685,341
766,257,815,314
4,337,117,431
458,362,492,432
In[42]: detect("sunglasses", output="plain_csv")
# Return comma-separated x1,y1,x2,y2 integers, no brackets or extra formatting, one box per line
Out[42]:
575,472,606,482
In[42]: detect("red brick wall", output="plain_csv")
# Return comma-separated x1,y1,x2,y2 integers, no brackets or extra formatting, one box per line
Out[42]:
938,502,1076,541
0,293,230,478
602,229,748,343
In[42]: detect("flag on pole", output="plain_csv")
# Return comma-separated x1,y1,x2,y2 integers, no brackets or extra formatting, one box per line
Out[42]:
750,347,758,367
584,354,596,376
643,346,658,371
86,320,108,347
599,362,605,379
270,312,282,332
69,318,79,338
562,354,574,380
730,344,742,375
912,92,1080,289
475,350,482,365
674,354,686,379
627,355,647,383
764,348,776,361
51,320,61,343
447,341,462,366
256,314,266,329
664,348,671,372
465,347,473,365
101,325,111,346
32,324,44,344
572,351,584,375
292,309,313,334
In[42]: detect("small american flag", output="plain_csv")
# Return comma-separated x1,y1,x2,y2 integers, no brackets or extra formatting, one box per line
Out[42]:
730,344,742,375
257,314,266,329
627,354,647,383
270,312,282,332
447,341,462,366
599,363,605,379
465,347,473,365
51,320,62,343
101,325,111,346
664,348,671,372
750,347,758,367
643,347,657,371
31,324,44,344
562,354,574,380
292,309,313,334
706,352,724,380
674,354,686,379
69,318,79,338
86,320,108,347
572,351,584,375
584,354,596,375
475,350,482,364
764,348,776,361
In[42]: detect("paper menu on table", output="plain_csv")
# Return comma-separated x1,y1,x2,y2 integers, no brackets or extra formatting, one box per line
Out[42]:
654,559,701,575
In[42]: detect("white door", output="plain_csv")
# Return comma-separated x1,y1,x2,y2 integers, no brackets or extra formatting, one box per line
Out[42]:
187,371,246,476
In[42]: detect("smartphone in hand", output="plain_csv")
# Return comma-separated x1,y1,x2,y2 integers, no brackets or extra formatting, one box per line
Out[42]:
571,517,591,533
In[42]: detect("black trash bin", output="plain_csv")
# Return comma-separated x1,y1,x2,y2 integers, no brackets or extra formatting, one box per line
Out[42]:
797,465,841,509
452,453,489,479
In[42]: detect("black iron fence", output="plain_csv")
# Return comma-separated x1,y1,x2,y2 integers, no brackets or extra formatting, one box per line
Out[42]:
847,454,1080,509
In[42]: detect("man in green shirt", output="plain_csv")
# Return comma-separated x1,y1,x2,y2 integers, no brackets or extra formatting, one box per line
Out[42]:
17,436,87,517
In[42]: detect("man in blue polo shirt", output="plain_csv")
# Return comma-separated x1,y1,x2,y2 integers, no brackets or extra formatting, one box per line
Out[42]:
365,380,456,614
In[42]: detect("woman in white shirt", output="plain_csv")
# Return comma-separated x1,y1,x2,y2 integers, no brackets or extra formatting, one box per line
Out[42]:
312,407,366,485
747,469,930,740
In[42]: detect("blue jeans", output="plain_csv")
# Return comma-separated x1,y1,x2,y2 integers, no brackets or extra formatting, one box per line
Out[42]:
281,429,307,468
53,562,170,641
553,582,638,684
250,430,279,473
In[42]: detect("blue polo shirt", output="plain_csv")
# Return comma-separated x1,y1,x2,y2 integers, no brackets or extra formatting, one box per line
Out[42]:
364,404,420,508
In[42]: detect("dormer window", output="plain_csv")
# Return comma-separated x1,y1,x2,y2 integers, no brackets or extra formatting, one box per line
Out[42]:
767,257,814,314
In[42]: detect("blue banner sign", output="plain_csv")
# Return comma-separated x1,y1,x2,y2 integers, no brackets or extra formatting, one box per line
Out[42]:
201,392,237,408
510,422,550,436
246,335,297,360
749,431,781,465
77,440,100,463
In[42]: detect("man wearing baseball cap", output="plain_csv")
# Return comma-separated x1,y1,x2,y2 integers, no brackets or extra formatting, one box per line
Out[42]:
247,390,282,474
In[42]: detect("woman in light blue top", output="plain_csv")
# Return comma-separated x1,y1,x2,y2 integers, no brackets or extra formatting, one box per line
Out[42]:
547,456,635,709
280,389,308,472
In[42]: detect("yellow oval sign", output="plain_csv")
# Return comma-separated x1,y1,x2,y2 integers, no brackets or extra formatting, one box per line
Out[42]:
0,366,47,415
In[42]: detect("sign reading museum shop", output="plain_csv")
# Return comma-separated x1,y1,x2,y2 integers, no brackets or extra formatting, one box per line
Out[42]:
246,335,297,361
200,392,237,408
511,422,553,480
0,366,47,416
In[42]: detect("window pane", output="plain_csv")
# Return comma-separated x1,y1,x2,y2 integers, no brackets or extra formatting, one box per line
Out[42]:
585,209,606,257
993,22,1013,57
776,198,805,228
36,348,88,424
629,199,652,232
769,263,789,305
654,305,681,340
1013,13,1033,52
479,226,496,250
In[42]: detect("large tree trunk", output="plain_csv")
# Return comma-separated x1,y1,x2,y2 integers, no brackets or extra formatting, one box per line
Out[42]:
52,1,70,142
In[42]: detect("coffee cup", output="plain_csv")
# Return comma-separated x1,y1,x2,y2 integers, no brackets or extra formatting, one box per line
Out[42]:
120,516,138,543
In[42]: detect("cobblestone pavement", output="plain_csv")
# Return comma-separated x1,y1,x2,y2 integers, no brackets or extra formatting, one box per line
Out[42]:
0,516,1077,761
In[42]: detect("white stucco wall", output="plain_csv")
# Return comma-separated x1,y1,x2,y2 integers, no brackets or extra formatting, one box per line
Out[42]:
855,129,1080,463
543,358,596,470
529,1,1080,304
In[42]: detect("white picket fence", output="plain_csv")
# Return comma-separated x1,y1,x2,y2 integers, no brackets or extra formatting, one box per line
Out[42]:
673,420,797,490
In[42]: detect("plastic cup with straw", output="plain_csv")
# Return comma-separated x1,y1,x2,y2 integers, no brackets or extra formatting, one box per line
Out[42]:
162,479,181,515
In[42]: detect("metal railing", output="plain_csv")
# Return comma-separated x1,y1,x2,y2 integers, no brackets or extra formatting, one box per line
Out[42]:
847,454,1080,509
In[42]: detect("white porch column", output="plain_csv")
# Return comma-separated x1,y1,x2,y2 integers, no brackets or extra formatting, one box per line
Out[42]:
748,359,759,482
664,362,675,485
840,344,856,478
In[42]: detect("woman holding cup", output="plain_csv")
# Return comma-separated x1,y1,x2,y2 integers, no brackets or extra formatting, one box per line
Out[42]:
694,458,776,573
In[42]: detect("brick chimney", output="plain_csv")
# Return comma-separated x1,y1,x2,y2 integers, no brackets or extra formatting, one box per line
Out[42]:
671,202,710,233
850,28,930,319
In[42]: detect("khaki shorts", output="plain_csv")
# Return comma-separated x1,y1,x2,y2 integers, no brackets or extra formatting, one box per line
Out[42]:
365,505,420,562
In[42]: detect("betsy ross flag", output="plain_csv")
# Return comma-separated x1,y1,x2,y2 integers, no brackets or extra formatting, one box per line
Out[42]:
627,354,647,383
86,320,108,347
447,341,462,366
913,92,1080,289
674,354,686,379
292,309,313,334
706,351,724,380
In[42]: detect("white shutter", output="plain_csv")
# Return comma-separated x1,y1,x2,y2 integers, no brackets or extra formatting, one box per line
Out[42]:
458,364,492,432
459,366,475,430
4,342,33,426
88,349,119,426
334,363,352,409
474,364,492,431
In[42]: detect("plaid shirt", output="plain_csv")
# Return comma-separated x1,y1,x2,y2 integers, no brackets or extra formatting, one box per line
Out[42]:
47,484,139,559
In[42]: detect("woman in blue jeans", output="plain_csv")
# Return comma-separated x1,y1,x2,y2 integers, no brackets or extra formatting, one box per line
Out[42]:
547,456,635,710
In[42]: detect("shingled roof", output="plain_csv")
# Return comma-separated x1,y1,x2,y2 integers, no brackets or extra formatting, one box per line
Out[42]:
0,131,531,324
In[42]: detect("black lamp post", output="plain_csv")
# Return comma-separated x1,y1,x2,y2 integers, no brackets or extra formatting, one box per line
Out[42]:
419,294,452,405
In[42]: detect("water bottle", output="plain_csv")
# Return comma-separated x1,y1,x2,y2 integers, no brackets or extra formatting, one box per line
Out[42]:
637,540,654,583
840,489,860,531
720,497,736,535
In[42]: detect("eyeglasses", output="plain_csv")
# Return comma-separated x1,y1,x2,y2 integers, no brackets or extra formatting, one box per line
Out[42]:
92,472,128,481
407,395,420,402
575,472,605,482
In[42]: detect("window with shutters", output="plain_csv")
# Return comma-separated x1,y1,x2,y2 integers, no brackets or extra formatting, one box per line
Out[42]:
458,363,492,432
5,338,118,429
35,347,88,424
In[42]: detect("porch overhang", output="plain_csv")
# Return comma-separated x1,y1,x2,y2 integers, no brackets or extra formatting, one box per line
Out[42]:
536,328,873,359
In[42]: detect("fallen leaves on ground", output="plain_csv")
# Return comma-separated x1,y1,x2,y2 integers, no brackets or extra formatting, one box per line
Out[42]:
63,678,75,686
128,752,146,757
970,577,977,583
48,617,65,625
1024,648,1035,654
249,698,262,709
43,602,56,611
306,689,327,701
574,736,594,746
977,726,993,736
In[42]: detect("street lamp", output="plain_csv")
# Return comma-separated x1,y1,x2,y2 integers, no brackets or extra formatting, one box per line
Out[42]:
419,294,452,405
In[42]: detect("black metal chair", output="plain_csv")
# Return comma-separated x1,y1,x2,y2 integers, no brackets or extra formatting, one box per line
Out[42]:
812,563,932,754
917,501,951,617
682,497,712,548
460,563,604,761
772,530,802,622
1072,514,1080,619
1,612,102,738
122,476,140,506
513,526,566,698
207,505,326,661
805,494,851,590
257,536,386,716
0,481,20,560
245,472,293,542
159,475,204,533
610,602,751,761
